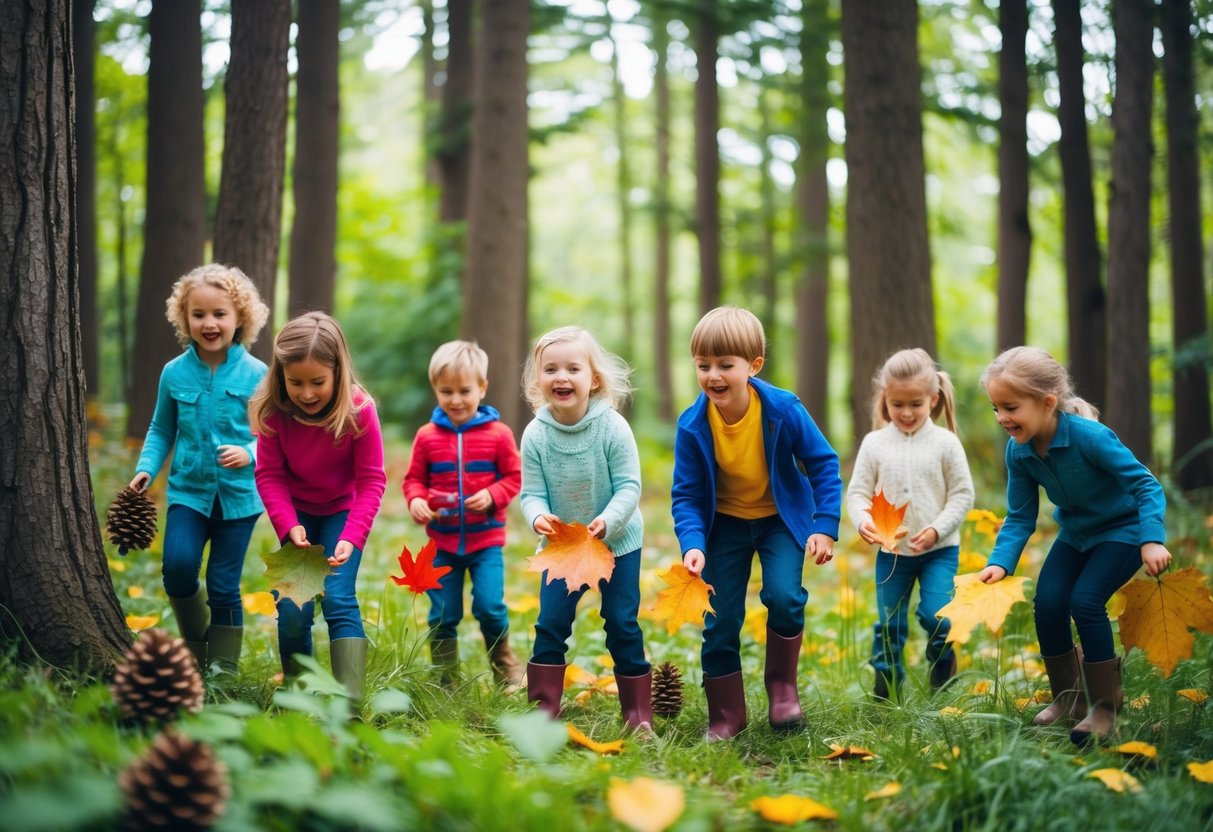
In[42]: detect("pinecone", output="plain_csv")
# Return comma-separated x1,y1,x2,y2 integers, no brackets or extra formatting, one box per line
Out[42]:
652,661,684,717
106,486,158,555
110,629,204,724
119,730,230,831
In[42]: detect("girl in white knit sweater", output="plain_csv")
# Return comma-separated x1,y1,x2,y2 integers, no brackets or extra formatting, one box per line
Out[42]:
846,348,974,700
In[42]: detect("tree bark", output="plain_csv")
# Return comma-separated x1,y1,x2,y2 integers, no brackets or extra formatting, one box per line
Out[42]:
288,0,340,316
756,82,779,379
0,0,130,669
608,16,636,364
74,0,99,397
421,0,441,191
694,0,721,315
998,0,1031,351
127,0,205,440
652,6,674,423
438,0,474,224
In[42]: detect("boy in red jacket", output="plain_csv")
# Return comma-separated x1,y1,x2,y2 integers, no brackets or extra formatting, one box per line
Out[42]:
403,341,524,688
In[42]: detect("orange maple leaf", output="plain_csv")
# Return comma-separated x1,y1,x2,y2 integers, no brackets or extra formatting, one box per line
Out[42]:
649,564,715,634
1118,567,1213,678
390,539,452,594
567,723,624,754
821,743,877,761
528,520,615,593
868,489,909,553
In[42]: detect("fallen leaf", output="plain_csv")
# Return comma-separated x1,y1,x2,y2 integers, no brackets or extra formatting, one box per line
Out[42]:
608,778,685,832
1177,689,1209,704
1118,567,1213,677
528,520,615,593
934,573,1029,644
563,664,598,689
126,586,144,599
261,541,333,608
821,743,876,761
749,795,838,824
970,680,991,695
1088,768,1142,793
1129,694,1150,709
864,782,901,801
868,489,909,553
566,723,623,754
966,509,1004,537
649,563,715,634
938,706,965,716
1187,760,1213,783
1114,741,1158,760
389,539,451,594
125,614,159,631
242,591,278,617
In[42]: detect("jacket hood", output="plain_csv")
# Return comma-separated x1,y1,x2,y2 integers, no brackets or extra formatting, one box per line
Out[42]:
430,404,501,432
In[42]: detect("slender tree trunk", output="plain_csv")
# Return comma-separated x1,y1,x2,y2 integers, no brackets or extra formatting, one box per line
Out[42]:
998,0,1031,351
461,0,528,431
127,0,205,440
1161,0,1212,488
421,0,441,191
608,16,636,363
74,0,99,397
288,0,340,316
841,0,934,443
1052,0,1106,410
694,0,721,314
1104,0,1155,462
757,83,778,378
652,7,674,422
213,0,290,359
438,0,474,224
0,0,129,669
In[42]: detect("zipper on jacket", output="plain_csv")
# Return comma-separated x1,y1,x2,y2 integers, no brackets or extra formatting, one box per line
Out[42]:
456,431,466,554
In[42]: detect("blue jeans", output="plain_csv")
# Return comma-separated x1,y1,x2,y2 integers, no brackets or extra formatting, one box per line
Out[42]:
532,548,649,676
870,546,958,682
276,510,366,662
1034,539,1142,662
162,501,259,627
427,545,509,644
700,513,808,677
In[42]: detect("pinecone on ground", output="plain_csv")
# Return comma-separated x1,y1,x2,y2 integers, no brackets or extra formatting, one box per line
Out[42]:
110,629,204,724
652,661,684,717
106,486,158,555
119,730,230,831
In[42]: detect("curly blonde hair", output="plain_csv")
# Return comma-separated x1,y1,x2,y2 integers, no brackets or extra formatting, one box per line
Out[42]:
522,326,633,412
164,263,270,348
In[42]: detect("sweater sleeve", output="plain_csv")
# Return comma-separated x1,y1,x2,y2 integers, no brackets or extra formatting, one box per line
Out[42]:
988,444,1039,574
254,415,298,543
1087,424,1168,545
135,365,177,479
339,401,387,551
926,432,975,541
845,433,878,534
599,414,642,547
788,401,842,539
402,426,431,504
519,423,552,531
486,424,523,511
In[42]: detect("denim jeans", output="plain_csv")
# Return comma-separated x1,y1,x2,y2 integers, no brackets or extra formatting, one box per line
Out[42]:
700,513,808,677
870,546,958,682
427,545,509,645
275,510,366,662
162,501,259,627
532,548,649,676
1034,539,1142,661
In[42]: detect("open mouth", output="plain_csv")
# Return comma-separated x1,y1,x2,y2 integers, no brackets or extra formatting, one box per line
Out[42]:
553,386,574,398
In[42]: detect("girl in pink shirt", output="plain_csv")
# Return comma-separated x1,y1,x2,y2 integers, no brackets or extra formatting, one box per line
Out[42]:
250,312,386,699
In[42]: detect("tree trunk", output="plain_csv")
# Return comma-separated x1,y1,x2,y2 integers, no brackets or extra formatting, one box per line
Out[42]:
0,0,130,669
213,0,290,359
74,0,99,397
608,16,636,364
461,0,528,431
1103,0,1155,463
1161,0,1211,488
841,0,934,443
438,0,474,224
756,82,778,379
694,0,721,315
998,0,1031,351
1052,0,1106,411
795,0,831,433
421,0,441,191
127,0,205,440
288,0,340,317
652,6,674,423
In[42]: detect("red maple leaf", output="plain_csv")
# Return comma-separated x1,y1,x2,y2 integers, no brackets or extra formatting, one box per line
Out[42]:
390,539,451,594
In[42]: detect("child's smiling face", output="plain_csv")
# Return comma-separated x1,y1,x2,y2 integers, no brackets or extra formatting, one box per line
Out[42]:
187,284,239,365
986,377,1058,451
694,353,764,424
538,339,599,425
433,370,487,427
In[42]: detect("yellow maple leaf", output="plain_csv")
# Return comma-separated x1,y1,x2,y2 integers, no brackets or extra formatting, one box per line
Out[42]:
934,573,1029,644
125,614,159,632
1178,688,1209,704
1088,768,1142,793
563,664,598,690
1114,741,1158,760
242,591,278,617
1187,760,1213,783
864,782,901,801
749,795,838,824
608,778,685,832
868,489,909,553
528,520,615,593
821,743,876,761
1118,567,1213,677
566,723,623,755
966,509,1004,537
649,564,715,634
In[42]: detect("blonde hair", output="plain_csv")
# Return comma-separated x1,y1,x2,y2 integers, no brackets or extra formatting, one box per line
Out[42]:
522,326,632,412
689,306,766,362
165,263,269,348
429,340,488,386
981,346,1099,420
249,312,368,439
871,348,959,433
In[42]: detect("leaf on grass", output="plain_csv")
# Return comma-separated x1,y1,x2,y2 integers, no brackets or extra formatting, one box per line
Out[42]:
126,586,144,599
528,520,615,593
749,795,838,824
938,706,965,716
1088,768,1142,794
1118,567,1213,677
966,509,1004,537
389,539,451,594
821,743,876,761
864,782,901,801
1177,688,1209,704
868,489,909,553
608,778,685,832
649,563,715,634
563,664,598,690
242,591,278,617
261,542,333,608
934,573,1029,644
125,614,158,631
1114,741,1158,760
566,723,623,755
970,680,992,695
1187,760,1213,783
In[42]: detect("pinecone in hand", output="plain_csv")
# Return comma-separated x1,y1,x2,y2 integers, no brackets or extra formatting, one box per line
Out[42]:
119,730,230,831
652,661,684,717
110,629,204,724
106,486,158,555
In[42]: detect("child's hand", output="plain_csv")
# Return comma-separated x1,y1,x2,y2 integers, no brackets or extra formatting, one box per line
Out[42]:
856,519,878,546
586,516,607,539
533,514,558,536
1141,542,1172,577
683,549,705,575
464,489,495,513
806,533,834,565
129,472,151,491
330,539,354,566
288,525,310,547
409,497,434,524
216,444,251,469
978,565,1007,584
908,526,939,554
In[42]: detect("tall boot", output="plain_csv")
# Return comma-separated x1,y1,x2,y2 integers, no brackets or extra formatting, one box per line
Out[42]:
430,638,459,686
486,637,524,692
1032,647,1087,726
929,651,958,691
764,628,805,730
704,671,747,742
1070,657,1122,745
207,625,243,674
526,661,566,719
616,670,654,734
330,637,368,701
168,585,210,667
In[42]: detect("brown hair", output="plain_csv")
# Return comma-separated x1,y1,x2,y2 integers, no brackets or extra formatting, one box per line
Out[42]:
981,346,1099,420
871,347,959,433
165,263,269,348
689,306,766,362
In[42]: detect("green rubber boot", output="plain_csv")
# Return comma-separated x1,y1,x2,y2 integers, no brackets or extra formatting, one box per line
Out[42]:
207,625,243,674
330,637,368,700
168,585,210,667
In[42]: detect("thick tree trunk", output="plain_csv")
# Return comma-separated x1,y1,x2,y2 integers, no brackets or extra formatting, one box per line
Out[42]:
841,0,934,443
74,0,99,397
998,0,1031,351
127,0,205,440
438,0,474,224
1104,0,1155,463
288,0,340,316
609,18,636,364
1052,0,1106,411
461,0,528,431
652,8,674,423
213,0,290,359
1161,0,1211,488
694,0,721,315
0,0,130,669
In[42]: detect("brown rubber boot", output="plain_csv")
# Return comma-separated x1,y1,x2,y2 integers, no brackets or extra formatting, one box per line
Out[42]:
168,585,210,668
526,661,566,719
1032,647,1087,726
487,637,524,692
1070,657,1122,745
616,670,654,735
704,671,747,742
764,628,805,730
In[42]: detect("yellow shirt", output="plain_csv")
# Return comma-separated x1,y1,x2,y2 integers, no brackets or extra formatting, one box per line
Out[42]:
708,393,776,519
